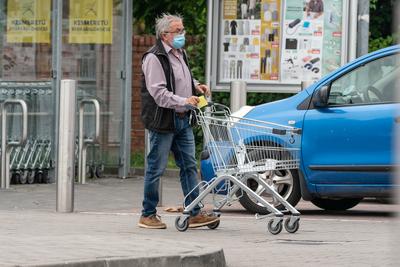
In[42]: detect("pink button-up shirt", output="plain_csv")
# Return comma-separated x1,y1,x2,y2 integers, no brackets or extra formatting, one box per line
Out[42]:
142,41,198,113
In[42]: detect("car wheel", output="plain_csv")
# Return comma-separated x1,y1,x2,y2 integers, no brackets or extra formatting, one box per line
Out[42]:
236,150,301,215
311,198,362,211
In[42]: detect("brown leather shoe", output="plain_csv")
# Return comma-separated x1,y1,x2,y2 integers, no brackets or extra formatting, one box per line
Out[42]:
138,214,167,229
188,212,219,228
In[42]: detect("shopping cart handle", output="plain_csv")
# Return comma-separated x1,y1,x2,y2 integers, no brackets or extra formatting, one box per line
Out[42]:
293,129,302,135
185,102,215,110
206,101,215,107
272,128,287,135
184,104,197,110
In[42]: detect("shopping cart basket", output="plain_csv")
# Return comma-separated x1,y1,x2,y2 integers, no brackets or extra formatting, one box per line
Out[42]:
175,103,302,235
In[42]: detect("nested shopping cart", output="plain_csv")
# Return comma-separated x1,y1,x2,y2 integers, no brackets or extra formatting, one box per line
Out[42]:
175,103,302,235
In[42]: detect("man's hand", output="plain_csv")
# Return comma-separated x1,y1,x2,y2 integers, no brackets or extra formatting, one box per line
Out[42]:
195,84,211,97
185,96,200,106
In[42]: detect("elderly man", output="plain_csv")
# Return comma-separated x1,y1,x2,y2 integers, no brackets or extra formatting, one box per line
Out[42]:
139,13,219,229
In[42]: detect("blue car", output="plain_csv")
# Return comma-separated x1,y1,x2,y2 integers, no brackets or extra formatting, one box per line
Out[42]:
201,45,399,212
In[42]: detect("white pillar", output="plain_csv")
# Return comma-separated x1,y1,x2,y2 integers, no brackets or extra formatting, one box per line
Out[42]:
230,81,247,112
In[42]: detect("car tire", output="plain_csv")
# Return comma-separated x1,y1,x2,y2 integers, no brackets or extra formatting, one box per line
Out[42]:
236,150,301,215
310,198,362,211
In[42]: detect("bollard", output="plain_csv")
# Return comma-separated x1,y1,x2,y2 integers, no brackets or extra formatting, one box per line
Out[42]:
230,81,247,113
56,80,76,213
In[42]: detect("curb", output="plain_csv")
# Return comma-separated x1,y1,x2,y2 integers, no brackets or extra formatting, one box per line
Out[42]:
28,249,226,267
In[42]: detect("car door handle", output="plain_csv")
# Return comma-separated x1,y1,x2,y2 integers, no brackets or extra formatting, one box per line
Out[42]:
396,117,400,123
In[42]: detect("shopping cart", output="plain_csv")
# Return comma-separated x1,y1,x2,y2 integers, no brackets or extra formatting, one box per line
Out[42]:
175,103,302,235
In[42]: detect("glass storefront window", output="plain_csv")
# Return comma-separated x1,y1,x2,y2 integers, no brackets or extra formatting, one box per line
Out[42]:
61,0,124,168
0,0,130,181
0,0,52,81
0,0,54,160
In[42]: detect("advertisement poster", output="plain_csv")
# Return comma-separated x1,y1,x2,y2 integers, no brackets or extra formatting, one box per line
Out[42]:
2,46,36,79
280,0,343,83
219,0,281,83
260,0,281,80
6,0,51,43
69,0,113,44
322,0,343,74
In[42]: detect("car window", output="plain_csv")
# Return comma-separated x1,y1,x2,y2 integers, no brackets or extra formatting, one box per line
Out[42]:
328,53,400,106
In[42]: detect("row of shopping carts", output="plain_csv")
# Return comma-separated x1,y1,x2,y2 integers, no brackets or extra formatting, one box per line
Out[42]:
4,137,104,185
1,82,104,186
9,138,52,184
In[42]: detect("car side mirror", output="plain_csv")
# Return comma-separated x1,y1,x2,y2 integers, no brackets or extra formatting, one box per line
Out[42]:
313,85,329,108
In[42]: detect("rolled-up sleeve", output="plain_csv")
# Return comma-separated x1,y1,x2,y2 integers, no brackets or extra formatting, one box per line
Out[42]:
142,54,187,109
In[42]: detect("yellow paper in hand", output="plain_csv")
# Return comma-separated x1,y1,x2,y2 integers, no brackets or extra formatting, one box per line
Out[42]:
197,95,208,108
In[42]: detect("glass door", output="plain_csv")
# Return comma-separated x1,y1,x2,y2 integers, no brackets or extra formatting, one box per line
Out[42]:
0,0,54,184
61,0,127,176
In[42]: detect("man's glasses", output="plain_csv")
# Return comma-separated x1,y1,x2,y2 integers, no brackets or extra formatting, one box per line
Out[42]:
165,29,186,35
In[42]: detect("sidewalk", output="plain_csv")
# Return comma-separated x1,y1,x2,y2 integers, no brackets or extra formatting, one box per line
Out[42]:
0,177,226,267
1,177,398,267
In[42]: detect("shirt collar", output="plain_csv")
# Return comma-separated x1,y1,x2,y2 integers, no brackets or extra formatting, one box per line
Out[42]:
161,40,182,56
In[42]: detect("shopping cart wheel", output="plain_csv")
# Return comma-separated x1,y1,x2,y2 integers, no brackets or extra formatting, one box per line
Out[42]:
35,171,44,184
21,171,31,184
267,219,283,235
41,170,49,184
175,216,189,232
87,165,95,179
95,164,104,178
11,172,19,184
28,171,36,184
18,172,27,185
284,217,300,234
207,220,220,230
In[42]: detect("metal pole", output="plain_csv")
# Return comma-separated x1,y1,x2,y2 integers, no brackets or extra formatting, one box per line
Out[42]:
205,0,213,97
56,80,76,213
230,81,247,112
78,99,100,184
0,100,28,189
51,0,63,184
118,0,133,179
357,0,369,57
348,0,359,61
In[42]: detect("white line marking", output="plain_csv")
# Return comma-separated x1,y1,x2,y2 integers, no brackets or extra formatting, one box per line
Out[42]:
78,211,391,223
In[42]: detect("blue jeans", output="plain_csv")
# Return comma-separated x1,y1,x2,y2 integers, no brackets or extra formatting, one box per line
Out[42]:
142,114,200,217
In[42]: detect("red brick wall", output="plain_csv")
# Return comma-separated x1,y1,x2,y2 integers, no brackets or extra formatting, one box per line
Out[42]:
131,35,198,153
131,35,155,153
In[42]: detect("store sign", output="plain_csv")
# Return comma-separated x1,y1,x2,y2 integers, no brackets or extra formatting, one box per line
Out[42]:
6,0,51,43
69,0,113,44
217,0,344,88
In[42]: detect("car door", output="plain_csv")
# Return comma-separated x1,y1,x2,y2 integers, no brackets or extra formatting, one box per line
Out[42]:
301,52,399,186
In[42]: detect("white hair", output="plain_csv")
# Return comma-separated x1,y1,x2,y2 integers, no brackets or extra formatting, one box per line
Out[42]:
155,13,183,39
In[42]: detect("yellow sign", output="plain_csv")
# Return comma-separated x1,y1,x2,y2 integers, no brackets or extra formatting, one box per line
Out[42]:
6,0,51,43
69,0,113,44
197,96,208,109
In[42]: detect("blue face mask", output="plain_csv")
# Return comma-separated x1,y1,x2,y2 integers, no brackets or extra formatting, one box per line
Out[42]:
172,34,185,49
